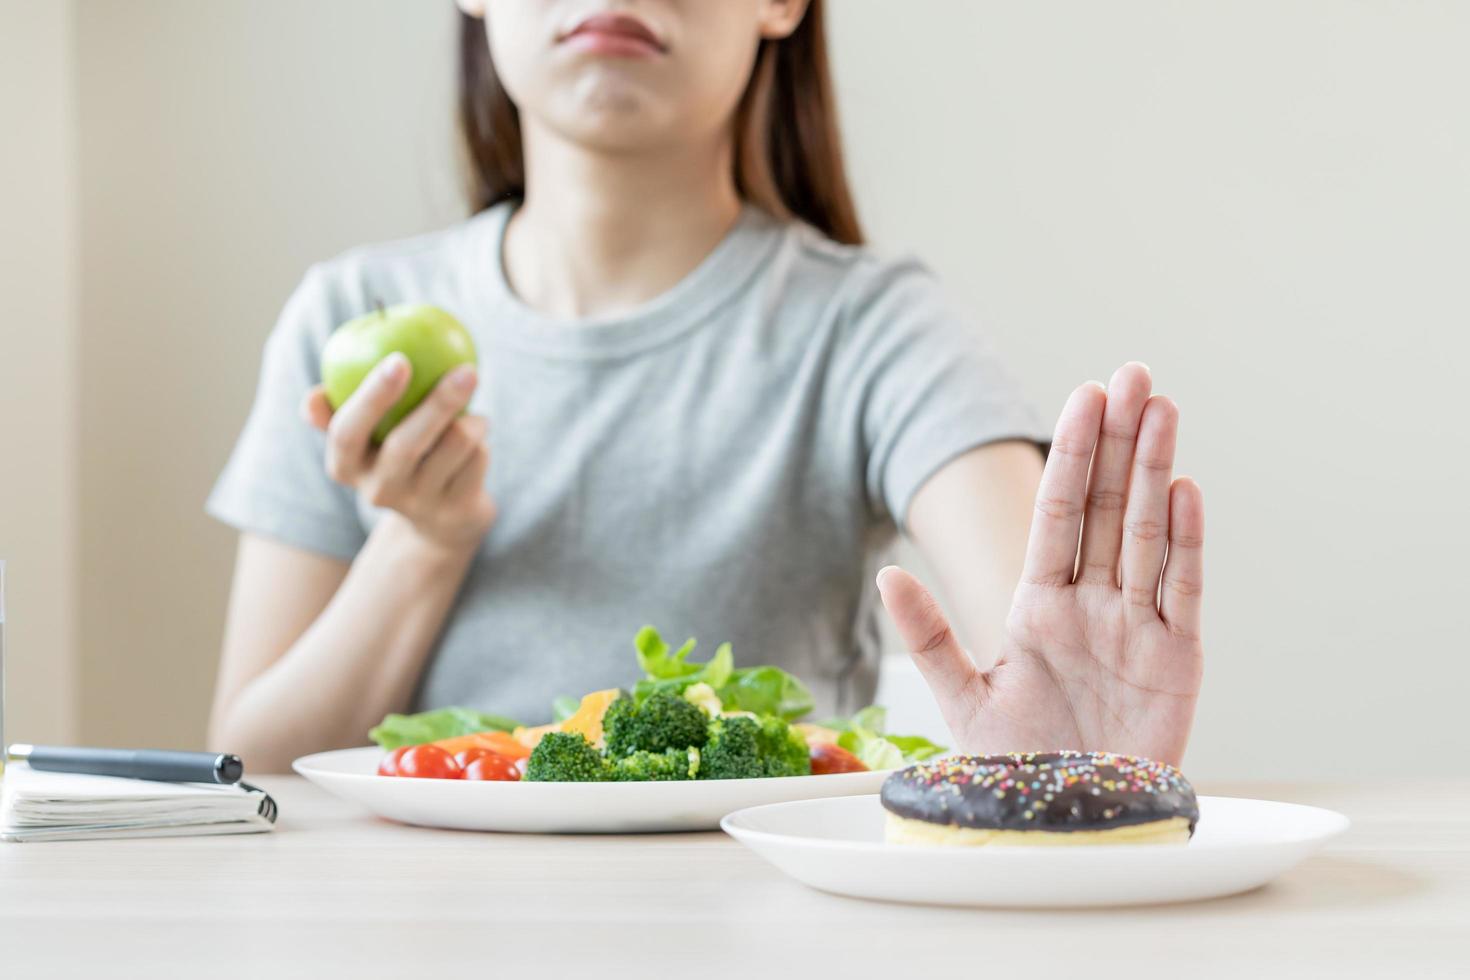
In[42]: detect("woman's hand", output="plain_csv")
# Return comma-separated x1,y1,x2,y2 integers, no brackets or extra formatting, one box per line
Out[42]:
302,353,497,550
878,363,1204,766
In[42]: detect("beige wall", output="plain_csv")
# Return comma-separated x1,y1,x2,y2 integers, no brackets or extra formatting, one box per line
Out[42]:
4,2,1465,776
829,1,1470,778
72,0,463,748
0,0,78,747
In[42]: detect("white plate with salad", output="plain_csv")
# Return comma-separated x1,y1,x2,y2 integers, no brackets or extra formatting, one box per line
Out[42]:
293,627,945,834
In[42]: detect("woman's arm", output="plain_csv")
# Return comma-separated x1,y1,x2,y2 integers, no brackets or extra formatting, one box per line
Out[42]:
904,440,1043,667
209,354,495,772
207,523,477,773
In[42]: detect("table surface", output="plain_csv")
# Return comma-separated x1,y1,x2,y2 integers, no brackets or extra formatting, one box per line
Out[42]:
0,777,1463,979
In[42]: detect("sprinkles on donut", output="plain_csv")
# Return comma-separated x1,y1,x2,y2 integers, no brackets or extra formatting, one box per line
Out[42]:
880,751,1199,846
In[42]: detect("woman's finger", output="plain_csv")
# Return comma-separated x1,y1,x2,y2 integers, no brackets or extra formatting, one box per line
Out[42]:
1076,363,1152,583
377,365,478,473
1160,477,1205,641
1119,395,1179,618
415,416,488,493
1020,382,1107,586
325,354,411,478
445,439,491,500
876,565,985,725
301,386,334,432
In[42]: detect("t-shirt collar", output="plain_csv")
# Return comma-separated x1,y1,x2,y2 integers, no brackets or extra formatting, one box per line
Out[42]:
471,200,784,360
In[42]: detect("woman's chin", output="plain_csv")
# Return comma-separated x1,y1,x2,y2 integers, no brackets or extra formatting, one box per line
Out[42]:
547,82,681,149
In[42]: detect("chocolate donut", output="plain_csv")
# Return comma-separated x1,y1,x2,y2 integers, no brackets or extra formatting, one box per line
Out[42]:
881,751,1199,846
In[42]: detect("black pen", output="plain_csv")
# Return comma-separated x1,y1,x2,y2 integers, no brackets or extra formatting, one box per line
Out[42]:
7,744,244,785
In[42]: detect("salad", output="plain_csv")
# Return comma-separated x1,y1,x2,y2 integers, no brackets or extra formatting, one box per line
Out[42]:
369,626,946,782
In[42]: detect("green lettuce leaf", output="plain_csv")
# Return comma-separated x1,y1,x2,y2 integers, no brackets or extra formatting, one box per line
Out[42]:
368,707,520,750
822,704,946,767
837,729,905,770
882,733,947,762
551,696,580,723
634,625,702,679
716,666,815,722
815,704,888,734
633,637,734,704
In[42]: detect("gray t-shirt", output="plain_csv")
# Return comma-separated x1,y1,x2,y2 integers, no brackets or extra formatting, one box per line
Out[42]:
208,203,1046,722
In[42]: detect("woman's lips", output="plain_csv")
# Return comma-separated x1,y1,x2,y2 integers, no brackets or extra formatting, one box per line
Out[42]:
559,13,665,58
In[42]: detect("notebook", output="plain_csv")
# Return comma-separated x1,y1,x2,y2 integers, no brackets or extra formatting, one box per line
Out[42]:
0,762,277,842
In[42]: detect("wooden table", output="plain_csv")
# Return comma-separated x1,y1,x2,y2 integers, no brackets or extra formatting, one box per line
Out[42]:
0,778,1463,979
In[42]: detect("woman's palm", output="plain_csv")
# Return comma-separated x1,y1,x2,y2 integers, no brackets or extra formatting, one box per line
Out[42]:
879,364,1204,766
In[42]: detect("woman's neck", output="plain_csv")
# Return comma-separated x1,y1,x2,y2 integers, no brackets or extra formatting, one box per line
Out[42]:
503,122,743,319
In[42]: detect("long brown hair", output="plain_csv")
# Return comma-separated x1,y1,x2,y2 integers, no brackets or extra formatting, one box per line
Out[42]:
457,1,864,245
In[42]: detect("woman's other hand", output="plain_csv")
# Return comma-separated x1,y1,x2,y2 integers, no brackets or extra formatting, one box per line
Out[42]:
880,363,1204,766
301,353,496,550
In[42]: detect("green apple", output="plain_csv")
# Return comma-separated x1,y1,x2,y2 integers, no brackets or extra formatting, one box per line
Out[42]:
321,303,477,442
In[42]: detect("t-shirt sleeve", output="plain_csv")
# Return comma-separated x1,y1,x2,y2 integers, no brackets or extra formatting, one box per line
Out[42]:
840,258,1050,529
205,265,367,561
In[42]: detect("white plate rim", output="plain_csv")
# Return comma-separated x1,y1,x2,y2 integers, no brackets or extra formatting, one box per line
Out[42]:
720,793,1351,853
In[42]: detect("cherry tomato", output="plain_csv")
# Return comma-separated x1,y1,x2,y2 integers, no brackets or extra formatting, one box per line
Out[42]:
514,757,529,778
453,747,496,769
396,744,464,780
810,743,868,775
377,746,411,777
463,753,522,781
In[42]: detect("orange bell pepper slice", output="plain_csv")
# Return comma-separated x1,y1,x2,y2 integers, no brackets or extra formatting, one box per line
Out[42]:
430,731,531,760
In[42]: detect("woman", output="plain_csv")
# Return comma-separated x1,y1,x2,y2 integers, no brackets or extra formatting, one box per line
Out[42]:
208,0,1205,773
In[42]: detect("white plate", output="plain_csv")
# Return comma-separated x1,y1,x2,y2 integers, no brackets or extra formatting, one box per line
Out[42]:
722,794,1349,908
292,746,890,833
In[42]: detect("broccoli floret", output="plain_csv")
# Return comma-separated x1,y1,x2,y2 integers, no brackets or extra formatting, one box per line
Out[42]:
697,715,811,780
609,747,700,782
600,695,637,746
604,691,709,757
756,716,812,778
524,731,609,782
697,716,766,780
